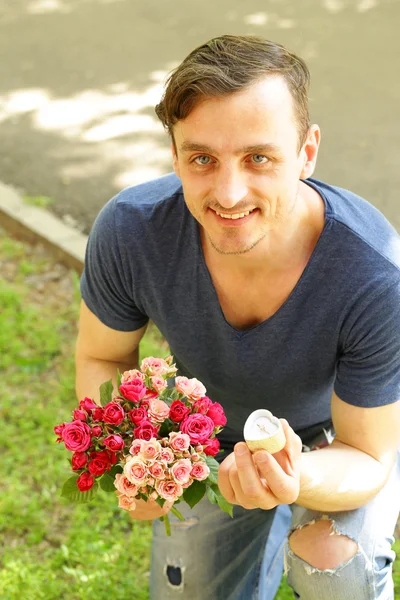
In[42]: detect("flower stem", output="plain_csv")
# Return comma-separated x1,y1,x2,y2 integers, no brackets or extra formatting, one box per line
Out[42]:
163,513,171,536
170,505,185,521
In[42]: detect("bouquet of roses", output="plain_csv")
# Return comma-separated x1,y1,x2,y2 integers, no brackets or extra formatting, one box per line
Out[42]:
54,355,232,535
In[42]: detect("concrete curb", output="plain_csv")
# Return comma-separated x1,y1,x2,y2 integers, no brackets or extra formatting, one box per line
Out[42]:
0,181,87,273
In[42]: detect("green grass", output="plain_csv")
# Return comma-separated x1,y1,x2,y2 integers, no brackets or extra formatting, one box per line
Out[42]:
0,229,398,600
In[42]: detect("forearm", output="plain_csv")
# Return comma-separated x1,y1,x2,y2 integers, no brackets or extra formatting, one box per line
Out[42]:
75,355,139,405
296,440,392,512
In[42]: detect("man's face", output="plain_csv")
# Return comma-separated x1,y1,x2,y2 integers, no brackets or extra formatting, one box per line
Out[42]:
172,76,316,255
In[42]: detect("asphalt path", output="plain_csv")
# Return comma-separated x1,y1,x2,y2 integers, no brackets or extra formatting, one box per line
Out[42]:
0,0,399,233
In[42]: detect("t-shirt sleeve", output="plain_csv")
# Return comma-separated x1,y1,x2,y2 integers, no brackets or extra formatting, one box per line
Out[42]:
80,197,149,331
334,279,400,407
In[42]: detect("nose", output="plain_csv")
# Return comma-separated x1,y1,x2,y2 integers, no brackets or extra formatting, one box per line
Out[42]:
213,165,248,209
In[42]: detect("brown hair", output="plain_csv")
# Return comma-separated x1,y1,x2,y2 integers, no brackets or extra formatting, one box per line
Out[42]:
155,35,311,153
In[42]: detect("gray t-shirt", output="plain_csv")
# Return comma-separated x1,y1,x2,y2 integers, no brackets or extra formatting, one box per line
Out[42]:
80,174,400,452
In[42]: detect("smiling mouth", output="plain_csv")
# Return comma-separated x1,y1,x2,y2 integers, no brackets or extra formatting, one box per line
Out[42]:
213,208,256,220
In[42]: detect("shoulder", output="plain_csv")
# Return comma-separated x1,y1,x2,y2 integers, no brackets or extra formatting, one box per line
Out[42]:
113,172,183,214
305,177,400,271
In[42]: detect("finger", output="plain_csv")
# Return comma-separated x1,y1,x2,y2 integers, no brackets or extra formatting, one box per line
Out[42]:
270,420,302,475
217,451,237,504
253,450,299,504
234,443,267,501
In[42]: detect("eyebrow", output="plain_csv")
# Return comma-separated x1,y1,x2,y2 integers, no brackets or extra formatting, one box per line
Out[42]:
179,141,282,155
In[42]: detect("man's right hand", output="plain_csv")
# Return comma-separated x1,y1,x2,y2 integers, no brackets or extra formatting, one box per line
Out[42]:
128,497,173,521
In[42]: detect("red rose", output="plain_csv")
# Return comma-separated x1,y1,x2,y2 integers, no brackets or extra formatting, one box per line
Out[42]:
193,396,213,415
206,402,227,427
54,423,65,443
119,378,147,402
93,407,104,421
133,420,159,441
180,414,215,445
77,472,95,492
72,452,88,470
129,406,148,426
103,401,125,426
62,421,92,452
203,437,220,456
103,434,124,452
88,450,111,476
79,397,98,412
73,409,87,421
91,425,102,437
169,400,190,423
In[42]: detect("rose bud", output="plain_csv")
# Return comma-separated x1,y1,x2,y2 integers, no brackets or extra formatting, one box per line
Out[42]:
91,425,102,437
77,472,95,492
72,452,88,470
79,397,97,412
73,409,87,421
93,407,104,421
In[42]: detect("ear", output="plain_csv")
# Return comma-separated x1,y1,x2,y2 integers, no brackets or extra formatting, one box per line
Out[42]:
300,125,321,180
171,141,180,178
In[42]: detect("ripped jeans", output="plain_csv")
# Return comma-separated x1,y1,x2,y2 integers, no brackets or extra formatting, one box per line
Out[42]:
149,448,400,600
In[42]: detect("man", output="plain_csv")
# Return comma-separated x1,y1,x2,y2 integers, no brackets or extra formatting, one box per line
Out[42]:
75,35,400,599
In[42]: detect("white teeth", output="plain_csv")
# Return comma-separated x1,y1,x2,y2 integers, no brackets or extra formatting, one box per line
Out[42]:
216,209,253,219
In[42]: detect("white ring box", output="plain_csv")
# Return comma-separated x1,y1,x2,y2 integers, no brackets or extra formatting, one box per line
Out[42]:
244,409,286,454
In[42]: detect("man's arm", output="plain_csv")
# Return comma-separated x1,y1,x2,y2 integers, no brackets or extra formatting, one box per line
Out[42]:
296,391,400,512
75,299,147,404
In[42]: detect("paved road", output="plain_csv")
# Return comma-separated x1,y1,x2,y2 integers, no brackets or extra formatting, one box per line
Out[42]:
0,0,399,233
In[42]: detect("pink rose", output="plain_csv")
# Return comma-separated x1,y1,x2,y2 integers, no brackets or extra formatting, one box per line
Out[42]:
129,406,148,426
71,452,88,471
148,461,166,480
169,400,190,423
169,432,191,453
141,357,171,376
93,407,104,421
103,434,125,452
160,447,175,464
193,396,213,414
62,421,92,452
129,439,143,456
79,397,98,412
203,437,220,457
207,402,227,426
54,423,65,443
77,471,95,491
133,420,159,441
121,369,144,383
73,409,87,421
180,414,215,445
91,425,102,437
155,479,183,501
190,461,210,481
88,450,112,476
117,494,137,511
124,457,149,485
151,376,167,393
103,401,125,426
114,473,139,496
170,459,192,484
175,376,207,402
148,398,170,424
119,378,147,402
140,439,162,461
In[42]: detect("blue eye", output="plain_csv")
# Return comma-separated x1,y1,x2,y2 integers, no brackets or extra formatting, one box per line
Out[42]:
252,154,268,164
194,156,212,165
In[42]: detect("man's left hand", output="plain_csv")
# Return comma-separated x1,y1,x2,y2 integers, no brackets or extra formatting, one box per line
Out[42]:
218,419,303,510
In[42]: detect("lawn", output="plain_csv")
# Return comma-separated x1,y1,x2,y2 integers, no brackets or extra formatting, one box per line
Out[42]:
0,227,398,599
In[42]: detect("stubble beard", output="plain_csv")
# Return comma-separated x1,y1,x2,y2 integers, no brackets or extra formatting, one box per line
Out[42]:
206,229,268,255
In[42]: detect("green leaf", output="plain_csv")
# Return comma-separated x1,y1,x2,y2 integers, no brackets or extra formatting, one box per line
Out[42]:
205,455,219,485
99,472,116,492
108,464,123,478
157,418,174,438
210,484,233,517
182,480,206,509
99,379,114,406
60,476,99,504
116,368,122,392
206,485,218,505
